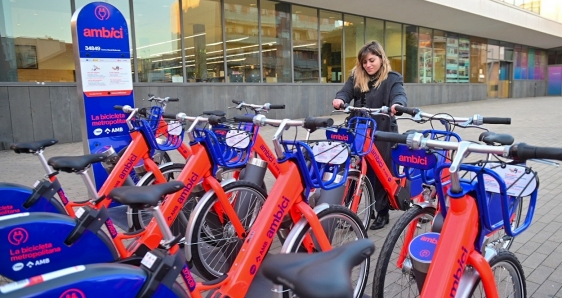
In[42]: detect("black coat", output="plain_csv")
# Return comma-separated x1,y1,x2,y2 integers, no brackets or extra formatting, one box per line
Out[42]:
335,71,408,133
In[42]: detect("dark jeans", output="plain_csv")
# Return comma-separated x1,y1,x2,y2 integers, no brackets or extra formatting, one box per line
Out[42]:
366,114,398,216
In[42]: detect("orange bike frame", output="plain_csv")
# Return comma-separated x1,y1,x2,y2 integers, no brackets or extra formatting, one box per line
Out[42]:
184,159,332,298
421,194,499,298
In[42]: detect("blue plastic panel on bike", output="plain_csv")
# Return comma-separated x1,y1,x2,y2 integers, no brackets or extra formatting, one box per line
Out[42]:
0,183,65,216
391,145,438,170
0,212,117,281
326,128,355,145
409,232,439,264
147,106,164,130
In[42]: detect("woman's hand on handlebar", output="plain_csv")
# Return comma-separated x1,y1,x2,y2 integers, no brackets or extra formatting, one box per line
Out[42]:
333,99,345,109
391,104,402,115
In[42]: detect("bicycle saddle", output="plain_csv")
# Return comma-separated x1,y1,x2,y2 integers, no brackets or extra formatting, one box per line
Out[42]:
10,139,58,154
203,110,226,117
48,154,108,173
479,131,514,146
109,181,184,208
262,239,375,298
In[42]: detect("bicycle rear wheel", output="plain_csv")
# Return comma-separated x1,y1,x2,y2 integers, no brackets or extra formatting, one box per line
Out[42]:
469,249,526,298
281,205,369,298
372,204,436,298
188,180,267,281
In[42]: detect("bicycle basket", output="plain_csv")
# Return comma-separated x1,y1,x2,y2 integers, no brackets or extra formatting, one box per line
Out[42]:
147,106,164,131
332,116,376,157
281,139,351,190
200,122,257,168
435,162,539,238
136,117,185,151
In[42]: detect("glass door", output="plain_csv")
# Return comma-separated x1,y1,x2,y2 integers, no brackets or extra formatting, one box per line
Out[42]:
498,61,512,98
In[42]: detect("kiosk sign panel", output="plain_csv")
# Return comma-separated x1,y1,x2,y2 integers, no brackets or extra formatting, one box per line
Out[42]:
71,2,134,189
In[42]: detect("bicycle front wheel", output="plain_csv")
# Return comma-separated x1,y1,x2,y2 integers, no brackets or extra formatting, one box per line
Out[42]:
469,249,526,298
282,205,369,298
189,180,267,281
342,171,375,230
372,204,436,298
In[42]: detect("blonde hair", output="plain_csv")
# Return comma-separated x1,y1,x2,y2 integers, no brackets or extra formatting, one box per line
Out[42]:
352,40,392,92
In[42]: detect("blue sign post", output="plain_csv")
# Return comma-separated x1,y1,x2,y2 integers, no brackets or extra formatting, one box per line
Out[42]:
71,2,134,190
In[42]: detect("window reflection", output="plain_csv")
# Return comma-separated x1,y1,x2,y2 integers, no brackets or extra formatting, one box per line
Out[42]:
320,10,342,83
134,0,182,83
470,37,487,83
292,5,319,83
418,27,432,84
261,1,291,83
224,0,260,83
432,30,446,83
343,14,364,78
403,25,418,83
182,0,223,82
0,0,73,82
365,18,383,48
385,21,402,75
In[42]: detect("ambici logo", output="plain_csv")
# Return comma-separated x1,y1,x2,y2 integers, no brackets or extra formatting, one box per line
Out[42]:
329,134,349,142
60,288,86,298
398,155,428,166
83,27,124,39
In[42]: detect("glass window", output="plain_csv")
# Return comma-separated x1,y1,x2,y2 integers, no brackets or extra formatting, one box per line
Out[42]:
365,18,383,48
403,25,418,83
0,0,74,82
292,5,319,83
261,1,291,83
319,10,342,83
457,36,470,83
469,37,487,83
183,0,223,82
433,30,446,83
385,21,402,75
539,50,547,80
487,40,500,97
445,33,458,83
418,27,432,84
528,48,536,79
224,0,260,83
343,14,364,78
134,0,181,83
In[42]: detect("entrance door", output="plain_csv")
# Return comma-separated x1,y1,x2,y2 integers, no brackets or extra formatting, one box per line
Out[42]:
498,61,512,98
548,65,562,96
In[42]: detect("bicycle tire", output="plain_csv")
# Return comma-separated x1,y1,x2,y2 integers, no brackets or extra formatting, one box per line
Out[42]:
129,163,200,243
468,249,527,298
372,204,436,298
282,205,370,298
342,170,375,230
189,180,267,281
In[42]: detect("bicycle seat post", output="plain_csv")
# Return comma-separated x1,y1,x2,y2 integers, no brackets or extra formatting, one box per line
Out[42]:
77,169,99,200
35,149,56,176
150,205,175,245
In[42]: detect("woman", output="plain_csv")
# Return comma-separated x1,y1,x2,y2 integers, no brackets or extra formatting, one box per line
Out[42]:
332,40,408,230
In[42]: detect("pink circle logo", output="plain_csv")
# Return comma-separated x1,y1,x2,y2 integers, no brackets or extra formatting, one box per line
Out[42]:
420,249,431,258
8,228,28,246
60,289,86,298
94,5,110,21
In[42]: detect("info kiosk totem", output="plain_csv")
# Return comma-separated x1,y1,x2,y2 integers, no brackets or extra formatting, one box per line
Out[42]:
71,3,134,194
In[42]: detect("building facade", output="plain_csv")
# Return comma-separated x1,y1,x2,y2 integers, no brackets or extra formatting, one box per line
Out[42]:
1,0,562,148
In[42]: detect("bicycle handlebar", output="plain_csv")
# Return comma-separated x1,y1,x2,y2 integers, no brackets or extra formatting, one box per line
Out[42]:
482,117,511,125
333,103,391,115
394,105,419,116
398,107,511,126
231,100,286,112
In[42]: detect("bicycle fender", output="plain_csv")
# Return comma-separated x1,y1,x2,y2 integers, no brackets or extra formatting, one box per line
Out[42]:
0,182,65,216
184,178,236,262
134,161,177,187
412,201,434,210
279,203,331,254
0,212,118,281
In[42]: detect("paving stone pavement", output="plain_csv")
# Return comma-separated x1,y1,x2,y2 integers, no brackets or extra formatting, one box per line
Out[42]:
1,96,562,297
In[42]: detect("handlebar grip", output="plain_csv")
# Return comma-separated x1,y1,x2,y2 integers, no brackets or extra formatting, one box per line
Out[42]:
208,115,226,126
511,143,562,161
138,108,148,117
338,103,348,110
303,117,334,130
269,104,285,109
232,99,242,104
168,98,179,102
114,105,124,111
234,115,255,123
482,117,511,125
394,105,418,116
374,131,408,144
162,112,177,120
